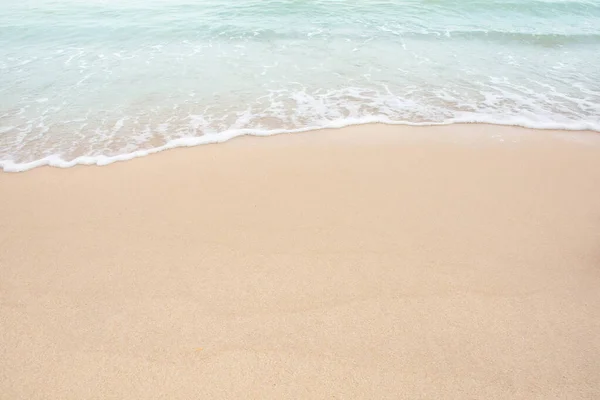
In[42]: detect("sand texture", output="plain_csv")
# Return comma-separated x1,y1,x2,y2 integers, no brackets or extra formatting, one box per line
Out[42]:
1,124,600,399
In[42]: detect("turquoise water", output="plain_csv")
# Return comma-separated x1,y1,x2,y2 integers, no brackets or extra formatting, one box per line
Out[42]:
1,0,599,171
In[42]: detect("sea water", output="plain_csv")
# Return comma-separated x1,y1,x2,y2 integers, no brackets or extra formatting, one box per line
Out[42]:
1,0,599,171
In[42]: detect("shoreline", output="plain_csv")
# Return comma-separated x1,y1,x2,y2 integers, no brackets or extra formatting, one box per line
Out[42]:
1,123,600,398
2,121,599,173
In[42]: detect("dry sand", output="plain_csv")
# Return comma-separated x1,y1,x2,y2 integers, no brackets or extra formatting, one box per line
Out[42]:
1,124,600,399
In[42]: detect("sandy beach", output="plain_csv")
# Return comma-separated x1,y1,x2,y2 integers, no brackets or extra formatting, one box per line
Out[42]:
1,123,600,399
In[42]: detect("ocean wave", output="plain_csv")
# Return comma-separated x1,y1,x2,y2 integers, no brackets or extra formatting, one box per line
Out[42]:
3,0,600,46
421,0,600,15
2,76,599,172
1,0,599,172
3,24,598,49
1,116,599,173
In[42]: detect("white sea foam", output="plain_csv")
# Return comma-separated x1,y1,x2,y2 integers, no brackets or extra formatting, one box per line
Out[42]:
2,116,599,172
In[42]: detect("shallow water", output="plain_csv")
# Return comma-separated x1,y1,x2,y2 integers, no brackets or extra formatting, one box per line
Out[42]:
1,0,599,171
